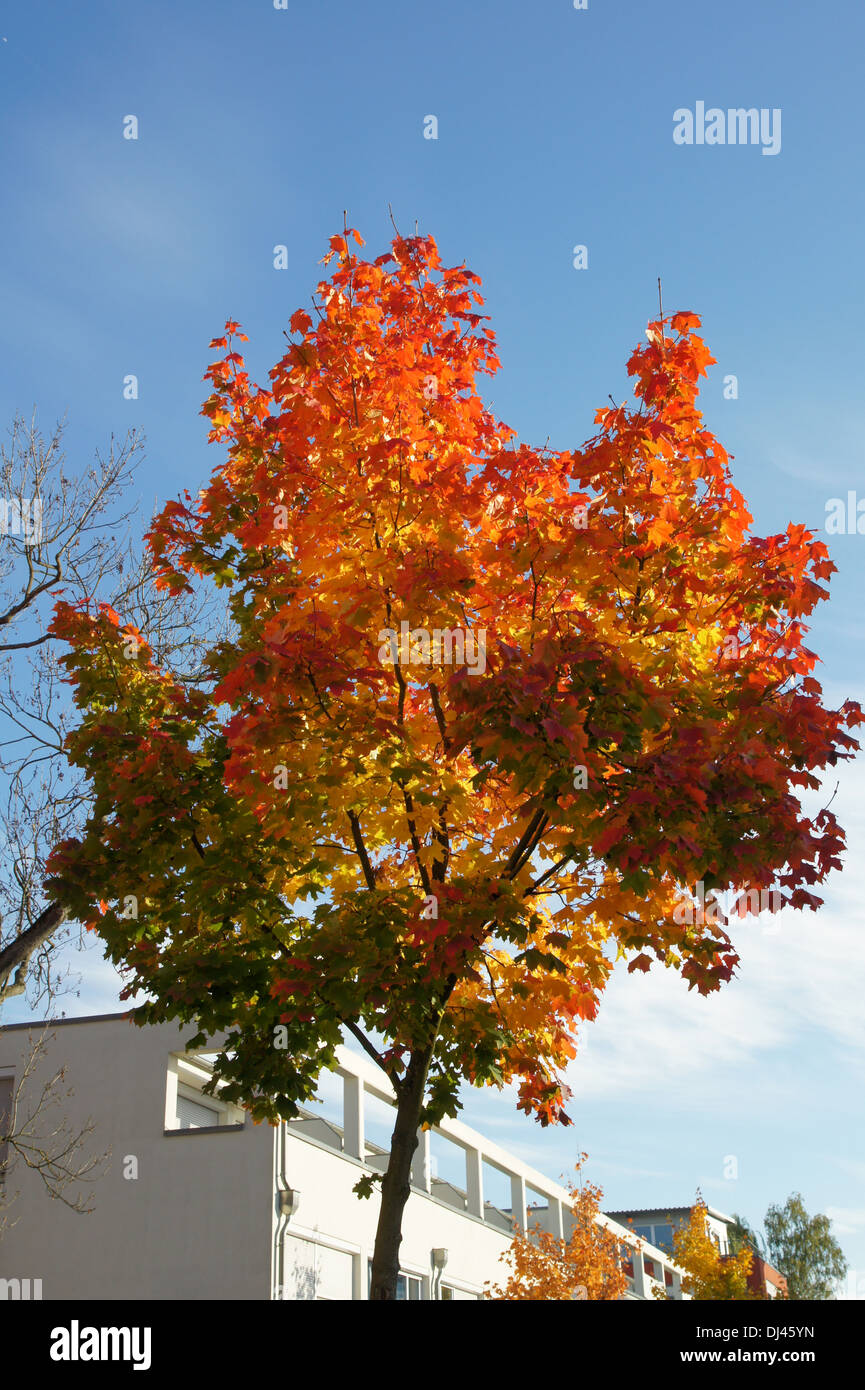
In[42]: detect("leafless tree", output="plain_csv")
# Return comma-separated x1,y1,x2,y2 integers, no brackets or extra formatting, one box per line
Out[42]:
0,1027,108,1237
0,410,225,1009
0,411,226,1235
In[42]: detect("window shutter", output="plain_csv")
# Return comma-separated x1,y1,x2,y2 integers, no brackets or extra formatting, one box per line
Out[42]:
176,1093,221,1129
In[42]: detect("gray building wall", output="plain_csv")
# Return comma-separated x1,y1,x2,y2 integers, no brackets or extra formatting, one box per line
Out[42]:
0,1016,274,1300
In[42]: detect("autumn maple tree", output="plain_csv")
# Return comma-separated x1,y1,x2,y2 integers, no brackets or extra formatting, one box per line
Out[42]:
658,1199,758,1301
487,1158,629,1300
45,226,861,1299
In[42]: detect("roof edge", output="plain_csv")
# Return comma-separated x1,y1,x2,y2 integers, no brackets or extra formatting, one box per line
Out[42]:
0,1009,131,1032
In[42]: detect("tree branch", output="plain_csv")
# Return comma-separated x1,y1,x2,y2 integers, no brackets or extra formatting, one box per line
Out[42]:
0,901,69,1002
347,811,377,889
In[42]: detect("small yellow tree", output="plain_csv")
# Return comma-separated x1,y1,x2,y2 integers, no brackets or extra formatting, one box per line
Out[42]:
486,1158,630,1300
659,1198,757,1300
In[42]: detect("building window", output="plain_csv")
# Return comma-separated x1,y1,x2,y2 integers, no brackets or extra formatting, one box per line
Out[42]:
367,1261,423,1300
280,1237,356,1300
653,1223,674,1253
175,1090,223,1130
166,1056,245,1132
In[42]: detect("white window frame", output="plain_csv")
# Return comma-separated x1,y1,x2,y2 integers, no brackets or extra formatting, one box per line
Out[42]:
440,1282,483,1301
366,1258,428,1301
164,1053,244,1131
276,1232,361,1301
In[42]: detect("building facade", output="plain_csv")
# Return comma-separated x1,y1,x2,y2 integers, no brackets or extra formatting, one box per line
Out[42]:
606,1206,787,1298
0,1014,687,1300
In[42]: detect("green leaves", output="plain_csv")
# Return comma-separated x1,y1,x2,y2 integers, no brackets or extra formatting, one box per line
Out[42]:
353,1173,383,1201
515,947,568,976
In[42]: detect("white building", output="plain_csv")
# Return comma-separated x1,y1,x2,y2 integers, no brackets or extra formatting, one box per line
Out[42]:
0,1013,687,1300
605,1205,734,1256
605,1205,788,1298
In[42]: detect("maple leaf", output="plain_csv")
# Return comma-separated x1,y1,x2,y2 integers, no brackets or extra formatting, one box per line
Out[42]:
627,953,653,975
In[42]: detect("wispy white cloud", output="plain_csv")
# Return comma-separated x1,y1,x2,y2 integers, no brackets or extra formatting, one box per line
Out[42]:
825,1206,865,1237
566,756,865,1102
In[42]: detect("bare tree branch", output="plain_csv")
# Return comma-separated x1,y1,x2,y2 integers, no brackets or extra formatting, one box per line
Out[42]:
0,1028,109,1237
0,411,229,1010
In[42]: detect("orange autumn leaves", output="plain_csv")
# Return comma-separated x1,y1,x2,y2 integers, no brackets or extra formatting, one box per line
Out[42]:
46,227,861,1132
487,1161,629,1301
488,1184,759,1301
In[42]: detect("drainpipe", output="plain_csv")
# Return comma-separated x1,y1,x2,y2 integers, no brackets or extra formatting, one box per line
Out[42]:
273,1121,291,1300
432,1247,448,1300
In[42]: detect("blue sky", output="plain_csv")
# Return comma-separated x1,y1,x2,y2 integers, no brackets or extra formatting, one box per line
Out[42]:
2,0,864,1291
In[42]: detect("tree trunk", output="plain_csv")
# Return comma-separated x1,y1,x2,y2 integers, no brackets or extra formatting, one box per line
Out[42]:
368,1047,431,1300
